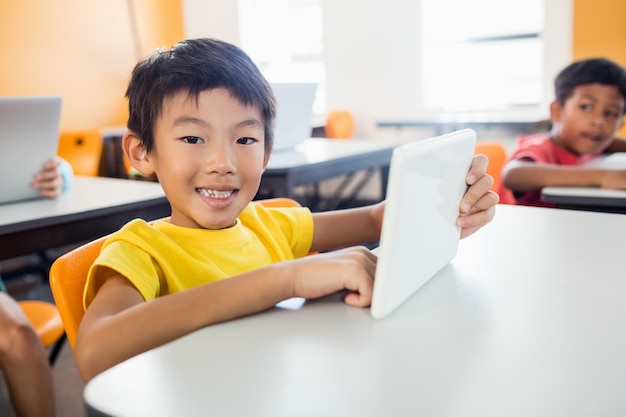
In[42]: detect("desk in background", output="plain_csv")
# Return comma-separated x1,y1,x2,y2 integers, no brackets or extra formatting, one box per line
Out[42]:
260,137,398,209
0,176,169,261
541,186,626,213
378,112,550,136
84,205,626,417
541,153,626,213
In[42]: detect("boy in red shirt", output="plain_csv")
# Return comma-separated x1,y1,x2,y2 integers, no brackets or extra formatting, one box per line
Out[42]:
499,58,626,207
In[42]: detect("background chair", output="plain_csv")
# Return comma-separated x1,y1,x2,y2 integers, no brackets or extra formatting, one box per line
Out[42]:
49,236,106,350
474,141,507,192
325,109,355,139
100,132,132,179
474,141,516,204
57,129,103,176
48,198,308,350
18,300,66,365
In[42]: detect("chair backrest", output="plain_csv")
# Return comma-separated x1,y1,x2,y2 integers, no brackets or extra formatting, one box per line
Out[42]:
474,141,508,192
57,129,103,176
49,235,106,349
48,198,305,350
18,300,65,348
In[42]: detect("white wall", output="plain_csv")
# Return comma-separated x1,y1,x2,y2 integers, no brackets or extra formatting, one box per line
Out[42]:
182,0,241,45
321,0,423,139
182,0,572,142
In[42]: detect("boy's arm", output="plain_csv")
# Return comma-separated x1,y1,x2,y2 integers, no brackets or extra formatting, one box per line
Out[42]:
309,154,497,248
502,158,626,190
76,248,376,382
310,203,384,253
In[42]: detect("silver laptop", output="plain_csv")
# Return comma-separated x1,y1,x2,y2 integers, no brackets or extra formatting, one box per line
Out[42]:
0,96,62,205
271,83,317,151
370,129,476,319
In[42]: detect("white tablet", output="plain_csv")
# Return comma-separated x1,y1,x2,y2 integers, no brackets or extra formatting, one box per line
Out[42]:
370,129,476,319
0,96,62,205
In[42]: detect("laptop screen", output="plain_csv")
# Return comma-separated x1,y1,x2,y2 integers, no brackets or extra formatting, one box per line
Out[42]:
271,83,317,152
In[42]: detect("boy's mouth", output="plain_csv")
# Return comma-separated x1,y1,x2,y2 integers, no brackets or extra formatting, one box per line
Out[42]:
196,188,235,199
581,132,602,142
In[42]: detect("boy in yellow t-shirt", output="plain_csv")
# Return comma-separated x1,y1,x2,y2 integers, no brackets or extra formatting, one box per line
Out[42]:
77,38,498,382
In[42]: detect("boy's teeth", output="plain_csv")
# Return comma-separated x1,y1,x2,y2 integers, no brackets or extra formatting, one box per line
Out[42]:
198,189,233,199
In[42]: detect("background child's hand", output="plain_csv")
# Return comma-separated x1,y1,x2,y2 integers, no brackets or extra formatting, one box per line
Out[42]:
600,169,626,190
32,157,65,198
458,154,498,238
289,246,377,307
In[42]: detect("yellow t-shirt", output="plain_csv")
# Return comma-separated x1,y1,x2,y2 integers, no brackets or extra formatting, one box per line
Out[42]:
84,202,314,309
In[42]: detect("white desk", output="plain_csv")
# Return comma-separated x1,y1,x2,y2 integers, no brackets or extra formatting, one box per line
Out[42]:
541,153,626,213
0,176,169,260
260,138,398,209
542,186,626,212
84,205,626,417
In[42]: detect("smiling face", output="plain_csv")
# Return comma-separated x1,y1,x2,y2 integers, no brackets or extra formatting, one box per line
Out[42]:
550,83,625,155
129,88,269,229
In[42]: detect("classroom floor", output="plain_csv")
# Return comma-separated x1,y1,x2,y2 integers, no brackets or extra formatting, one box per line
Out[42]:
0,267,86,417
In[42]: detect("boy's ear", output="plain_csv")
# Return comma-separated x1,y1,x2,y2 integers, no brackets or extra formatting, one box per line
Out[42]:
549,100,562,122
262,153,270,171
123,131,155,175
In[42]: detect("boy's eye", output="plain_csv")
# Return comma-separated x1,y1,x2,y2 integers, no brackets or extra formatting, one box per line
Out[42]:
237,137,257,145
605,110,620,119
182,136,204,144
580,103,593,112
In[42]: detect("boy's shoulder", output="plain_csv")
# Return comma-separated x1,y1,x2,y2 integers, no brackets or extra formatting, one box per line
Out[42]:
517,133,550,148
102,218,163,246
511,133,597,166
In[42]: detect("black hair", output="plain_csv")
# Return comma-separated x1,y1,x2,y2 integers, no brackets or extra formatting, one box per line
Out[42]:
125,38,276,154
554,58,626,113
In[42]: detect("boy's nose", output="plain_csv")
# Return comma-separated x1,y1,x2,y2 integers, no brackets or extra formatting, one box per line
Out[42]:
591,112,606,128
204,143,237,174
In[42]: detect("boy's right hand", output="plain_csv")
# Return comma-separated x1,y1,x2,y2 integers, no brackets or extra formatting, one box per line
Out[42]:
289,246,377,307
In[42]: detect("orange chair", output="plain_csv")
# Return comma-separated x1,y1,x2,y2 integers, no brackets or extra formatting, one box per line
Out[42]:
49,198,309,350
474,141,508,192
325,109,355,139
57,130,103,176
49,236,106,350
18,300,66,365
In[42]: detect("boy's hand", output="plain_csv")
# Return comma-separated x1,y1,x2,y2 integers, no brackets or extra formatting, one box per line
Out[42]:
290,246,377,307
32,157,65,198
457,154,498,238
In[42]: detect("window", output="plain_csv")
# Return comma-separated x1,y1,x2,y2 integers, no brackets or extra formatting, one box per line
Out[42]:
238,0,326,116
420,0,544,112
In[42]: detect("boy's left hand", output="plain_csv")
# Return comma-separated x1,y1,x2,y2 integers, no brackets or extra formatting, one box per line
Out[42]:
32,157,65,198
457,154,498,238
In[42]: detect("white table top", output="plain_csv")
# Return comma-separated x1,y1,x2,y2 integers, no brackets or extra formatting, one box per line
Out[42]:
0,176,166,233
84,204,626,417
542,185,626,200
266,137,399,170
0,176,169,260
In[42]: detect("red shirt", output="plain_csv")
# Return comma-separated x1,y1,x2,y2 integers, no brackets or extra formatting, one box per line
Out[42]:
497,134,600,207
